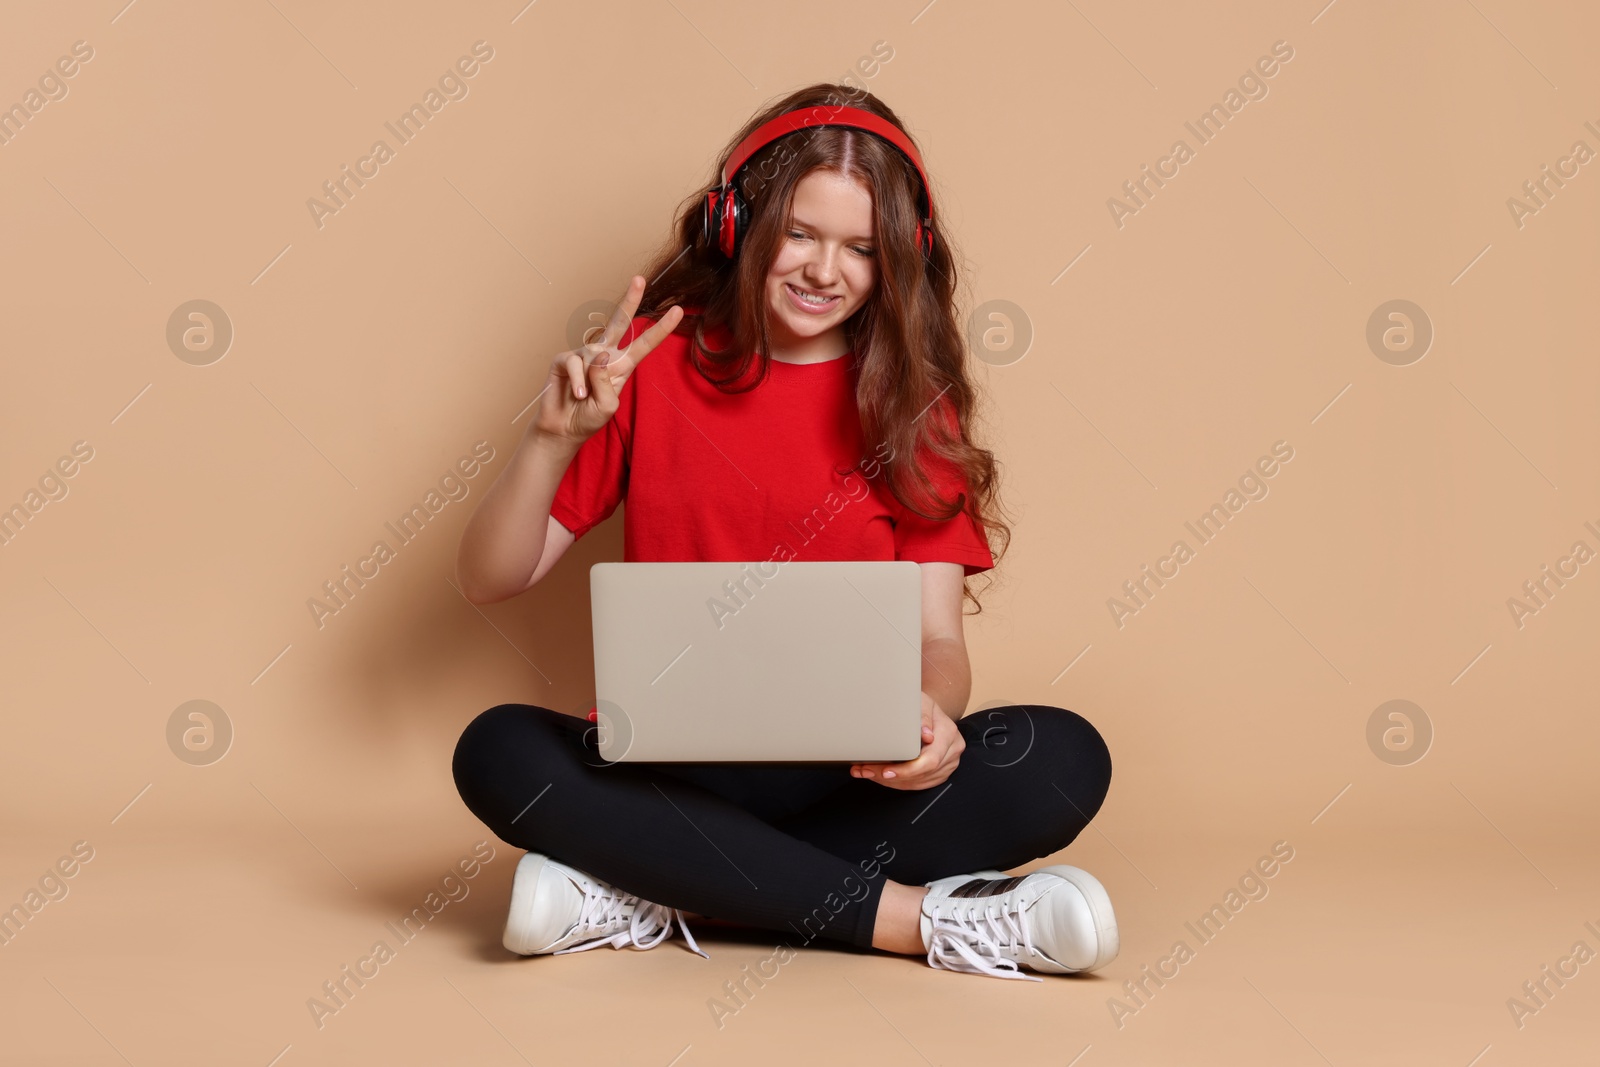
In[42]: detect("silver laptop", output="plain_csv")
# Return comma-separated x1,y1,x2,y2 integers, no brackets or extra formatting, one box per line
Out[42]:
590,561,923,762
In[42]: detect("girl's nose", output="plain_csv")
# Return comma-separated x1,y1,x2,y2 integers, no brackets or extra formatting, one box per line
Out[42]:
805,248,840,286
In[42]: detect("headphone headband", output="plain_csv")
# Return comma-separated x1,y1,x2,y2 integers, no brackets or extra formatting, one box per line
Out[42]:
718,104,934,229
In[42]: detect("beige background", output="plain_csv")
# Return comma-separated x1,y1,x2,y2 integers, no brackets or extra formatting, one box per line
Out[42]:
2,1,1597,1064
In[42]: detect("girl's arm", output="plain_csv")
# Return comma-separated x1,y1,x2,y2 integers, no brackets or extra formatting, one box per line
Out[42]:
456,431,581,603
455,277,683,604
918,561,971,716
849,562,971,788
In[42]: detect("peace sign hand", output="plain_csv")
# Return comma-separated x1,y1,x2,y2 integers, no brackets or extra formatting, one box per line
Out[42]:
533,275,684,448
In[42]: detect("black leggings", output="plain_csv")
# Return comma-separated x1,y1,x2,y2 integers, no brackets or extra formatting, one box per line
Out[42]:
452,703,1112,950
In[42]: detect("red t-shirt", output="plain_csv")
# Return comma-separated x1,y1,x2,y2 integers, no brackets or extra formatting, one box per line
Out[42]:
550,317,996,576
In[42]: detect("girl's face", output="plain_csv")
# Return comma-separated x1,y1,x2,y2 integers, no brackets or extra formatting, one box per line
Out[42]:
764,168,878,358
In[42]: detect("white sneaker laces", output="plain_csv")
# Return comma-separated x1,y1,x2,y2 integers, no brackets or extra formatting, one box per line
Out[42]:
926,900,1044,982
555,880,707,958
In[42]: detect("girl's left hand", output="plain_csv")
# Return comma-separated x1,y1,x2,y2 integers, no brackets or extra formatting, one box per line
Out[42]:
851,692,965,790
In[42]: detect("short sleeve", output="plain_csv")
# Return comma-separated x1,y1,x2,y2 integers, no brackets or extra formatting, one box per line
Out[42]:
892,486,996,576
891,402,996,577
547,315,651,539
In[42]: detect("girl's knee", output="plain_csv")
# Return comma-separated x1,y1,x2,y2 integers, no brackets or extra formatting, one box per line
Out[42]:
1041,706,1111,782
451,703,563,788
1021,706,1113,853
964,703,1109,771
1036,706,1111,804
963,704,1112,815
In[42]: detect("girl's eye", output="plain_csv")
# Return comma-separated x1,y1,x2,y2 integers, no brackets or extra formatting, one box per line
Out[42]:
786,231,874,256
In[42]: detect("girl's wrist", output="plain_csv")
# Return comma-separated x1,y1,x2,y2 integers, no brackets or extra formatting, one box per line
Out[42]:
523,426,584,460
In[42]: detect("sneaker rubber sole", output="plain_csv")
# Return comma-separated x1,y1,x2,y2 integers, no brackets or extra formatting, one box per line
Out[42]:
503,851,554,956
1036,864,1119,972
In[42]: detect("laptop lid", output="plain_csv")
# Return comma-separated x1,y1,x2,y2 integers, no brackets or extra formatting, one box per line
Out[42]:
590,560,924,762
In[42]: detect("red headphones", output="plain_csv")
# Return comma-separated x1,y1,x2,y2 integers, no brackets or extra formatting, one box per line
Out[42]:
702,104,935,262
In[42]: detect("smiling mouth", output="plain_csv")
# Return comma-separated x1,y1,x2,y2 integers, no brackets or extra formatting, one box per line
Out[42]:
785,283,842,311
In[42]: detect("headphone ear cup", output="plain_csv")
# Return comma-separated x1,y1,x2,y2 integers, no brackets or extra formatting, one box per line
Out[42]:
916,220,934,259
704,190,728,258
719,188,746,259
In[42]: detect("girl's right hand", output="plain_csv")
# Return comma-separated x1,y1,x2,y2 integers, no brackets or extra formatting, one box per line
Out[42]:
532,275,683,447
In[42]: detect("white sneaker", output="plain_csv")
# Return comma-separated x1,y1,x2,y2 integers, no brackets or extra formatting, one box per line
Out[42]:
502,851,707,958
918,866,1119,981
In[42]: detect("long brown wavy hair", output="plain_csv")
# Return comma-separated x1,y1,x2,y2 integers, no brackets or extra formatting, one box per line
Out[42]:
633,83,1011,613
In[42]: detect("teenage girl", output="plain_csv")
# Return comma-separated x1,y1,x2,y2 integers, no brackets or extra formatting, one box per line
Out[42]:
451,84,1118,981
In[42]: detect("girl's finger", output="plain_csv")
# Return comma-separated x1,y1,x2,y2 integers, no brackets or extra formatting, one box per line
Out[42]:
880,749,934,780
860,726,948,782
587,352,618,407
622,303,684,365
564,351,587,399
598,276,645,349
